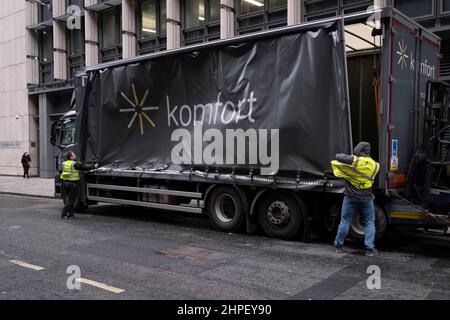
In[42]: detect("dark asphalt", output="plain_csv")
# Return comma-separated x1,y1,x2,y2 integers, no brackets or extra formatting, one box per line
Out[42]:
0,194,449,300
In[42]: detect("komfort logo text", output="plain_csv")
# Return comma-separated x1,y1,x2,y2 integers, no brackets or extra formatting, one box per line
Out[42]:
396,39,437,79
168,91,280,176
120,87,280,176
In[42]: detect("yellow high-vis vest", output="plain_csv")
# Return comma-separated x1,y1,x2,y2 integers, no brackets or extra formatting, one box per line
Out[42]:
331,156,380,190
60,160,80,181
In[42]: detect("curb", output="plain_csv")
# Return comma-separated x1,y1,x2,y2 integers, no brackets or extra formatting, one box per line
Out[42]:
0,191,55,200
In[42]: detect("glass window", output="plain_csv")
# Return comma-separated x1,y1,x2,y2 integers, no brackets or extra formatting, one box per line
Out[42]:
185,0,205,29
269,0,286,8
61,120,76,146
161,0,167,36
41,31,53,62
240,0,264,15
142,0,157,37
210,0,220,22
68,28,84,55
395,0,433,18
141,0,167,37
443,0,450,12
101,9,120,48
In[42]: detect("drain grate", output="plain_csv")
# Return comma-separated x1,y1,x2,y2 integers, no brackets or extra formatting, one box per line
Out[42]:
160,246,230,265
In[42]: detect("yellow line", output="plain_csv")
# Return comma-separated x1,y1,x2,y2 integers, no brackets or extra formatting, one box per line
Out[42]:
9,260,45,271
390,211,425,220
140,89,149,106
139,114,144,135
141,112,156,128
77,278,125,294
131,83,139,106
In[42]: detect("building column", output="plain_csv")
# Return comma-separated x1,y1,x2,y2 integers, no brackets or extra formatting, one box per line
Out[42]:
38,94,54,178
26,0,39,85
220,0,235,39
288,0,302,25
122,0,137,58
53,0,67,81
84,0,99,67
167,0,181,50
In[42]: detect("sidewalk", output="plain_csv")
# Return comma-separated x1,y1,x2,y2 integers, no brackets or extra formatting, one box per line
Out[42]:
0,176,54,199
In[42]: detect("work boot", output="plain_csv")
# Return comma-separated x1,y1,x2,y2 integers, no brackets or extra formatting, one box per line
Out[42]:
365,248,380,257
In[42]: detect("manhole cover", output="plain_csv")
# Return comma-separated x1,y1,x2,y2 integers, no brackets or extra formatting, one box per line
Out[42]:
160,246,229,264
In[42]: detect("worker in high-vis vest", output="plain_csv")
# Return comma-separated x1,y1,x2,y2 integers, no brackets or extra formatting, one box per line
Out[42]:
60,151,96,219
331,142,380,257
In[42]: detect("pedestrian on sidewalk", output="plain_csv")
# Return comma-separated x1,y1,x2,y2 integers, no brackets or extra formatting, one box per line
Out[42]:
60,151,97,219
21,152,32,179
331,141,380,257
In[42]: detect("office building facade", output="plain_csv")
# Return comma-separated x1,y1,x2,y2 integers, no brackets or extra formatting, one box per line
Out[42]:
0,0,447,177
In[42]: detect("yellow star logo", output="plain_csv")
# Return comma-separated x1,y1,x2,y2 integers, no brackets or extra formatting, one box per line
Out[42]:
120,83,159,136
396,39,409,70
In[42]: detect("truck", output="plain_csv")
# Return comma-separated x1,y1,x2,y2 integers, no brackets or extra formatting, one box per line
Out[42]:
51,6,450,241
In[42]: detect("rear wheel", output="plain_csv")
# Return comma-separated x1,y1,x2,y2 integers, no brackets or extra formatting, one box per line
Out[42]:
207,186,245,232
257,191,304,240
349,205,387,240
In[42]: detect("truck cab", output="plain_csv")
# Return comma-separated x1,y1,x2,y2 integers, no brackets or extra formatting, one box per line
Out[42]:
50,110,77,199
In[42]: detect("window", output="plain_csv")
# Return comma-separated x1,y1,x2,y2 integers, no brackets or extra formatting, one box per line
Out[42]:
182,0,220,45
236,0,287,34
61,120,76,146
444,0,450,13
39,0,52,22
138,0,167,54
67,19,85,79
40,30,53,84
101,9,121,48
241,0,264,15
185,0,206,29
99,7,122,63
141,0,166,37
304,0,373,21
394,0,434,19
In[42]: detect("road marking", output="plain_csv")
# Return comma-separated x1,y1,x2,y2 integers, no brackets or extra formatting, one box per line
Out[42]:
9,260,45,271
77,278,125,294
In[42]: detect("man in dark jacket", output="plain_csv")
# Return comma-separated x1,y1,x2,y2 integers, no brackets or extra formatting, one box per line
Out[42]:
60,151,97,219
21,152,32,179
331,142,380,257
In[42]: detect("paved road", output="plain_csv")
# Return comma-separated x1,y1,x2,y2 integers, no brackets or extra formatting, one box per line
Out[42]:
0,194,449,300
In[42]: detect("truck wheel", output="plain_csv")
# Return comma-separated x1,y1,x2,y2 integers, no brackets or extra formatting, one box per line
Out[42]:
349,205,387,240
322,203,341,239
257,191,304,240
207,186,245,233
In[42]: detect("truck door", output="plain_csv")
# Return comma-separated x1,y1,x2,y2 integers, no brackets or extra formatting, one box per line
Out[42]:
383,13,440,192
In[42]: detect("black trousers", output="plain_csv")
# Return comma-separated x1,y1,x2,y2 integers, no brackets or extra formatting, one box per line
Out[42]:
22,166,29,178
62,181,77,217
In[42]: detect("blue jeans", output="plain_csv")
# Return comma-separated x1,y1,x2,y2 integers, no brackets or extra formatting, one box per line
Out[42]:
334,195,376,250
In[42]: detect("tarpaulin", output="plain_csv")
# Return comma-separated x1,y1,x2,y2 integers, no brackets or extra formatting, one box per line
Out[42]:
78,22,352,178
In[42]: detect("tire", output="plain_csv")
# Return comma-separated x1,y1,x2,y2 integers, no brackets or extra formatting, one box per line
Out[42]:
257,191,304,240
349,205,387,240
206,186,246,233
322,202,341,240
